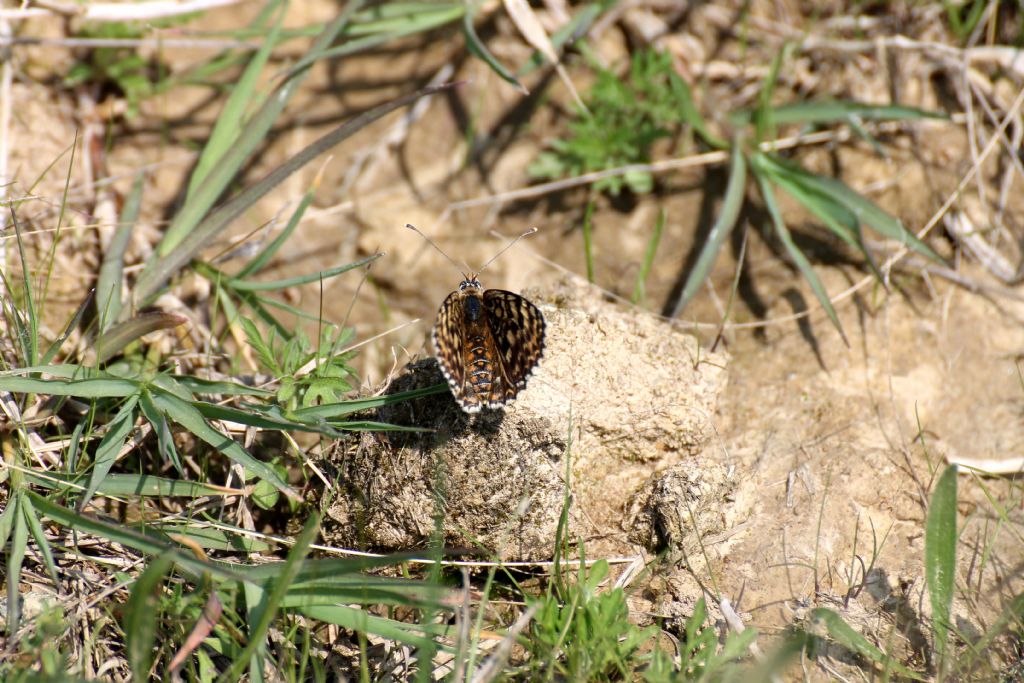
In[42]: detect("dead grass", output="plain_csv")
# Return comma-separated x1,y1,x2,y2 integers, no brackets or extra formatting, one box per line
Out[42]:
1,1,1023,680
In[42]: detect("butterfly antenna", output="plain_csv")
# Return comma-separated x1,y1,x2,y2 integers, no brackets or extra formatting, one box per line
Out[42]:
478,227,538,274
405,223,470,275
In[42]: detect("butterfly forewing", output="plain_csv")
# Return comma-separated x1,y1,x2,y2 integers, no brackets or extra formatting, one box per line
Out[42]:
432,280,545,413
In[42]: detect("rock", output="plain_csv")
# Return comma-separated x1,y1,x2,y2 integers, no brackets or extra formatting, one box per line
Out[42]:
320,279,729,560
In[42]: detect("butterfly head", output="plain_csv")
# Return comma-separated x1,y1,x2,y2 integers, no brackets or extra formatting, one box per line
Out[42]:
458,275,483,292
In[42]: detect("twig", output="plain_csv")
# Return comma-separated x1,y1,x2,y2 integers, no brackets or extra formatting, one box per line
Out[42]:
448,121,945,210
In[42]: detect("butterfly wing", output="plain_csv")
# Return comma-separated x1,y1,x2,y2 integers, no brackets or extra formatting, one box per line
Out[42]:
433,290,467,399
482,289,545,405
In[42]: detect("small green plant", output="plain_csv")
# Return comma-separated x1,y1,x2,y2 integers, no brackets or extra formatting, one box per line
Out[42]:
241,320,356,411
64,23,165,118
524,558,657,680
643,599,758,682
529,50,703,195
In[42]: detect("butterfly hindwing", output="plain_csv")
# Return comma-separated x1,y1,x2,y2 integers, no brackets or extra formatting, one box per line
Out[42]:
482,289,545,403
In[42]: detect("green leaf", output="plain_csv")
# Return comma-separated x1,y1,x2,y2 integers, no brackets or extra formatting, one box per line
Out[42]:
97,173,144,333
148,390,297,499
0,375,139,398
632,208,665,305
754,166,848,344
79,394,141,511
21,469,236,499
463,7,525,93
186,3,286,201
6,492,28,635
925,465,958,670
811,608,926,680
125,553,174,683
671,140,746,318
132,81,457,306
225,253,381,291
21,494,59,585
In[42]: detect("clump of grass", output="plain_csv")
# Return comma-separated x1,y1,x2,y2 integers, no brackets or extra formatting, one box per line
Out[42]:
529,49,704,195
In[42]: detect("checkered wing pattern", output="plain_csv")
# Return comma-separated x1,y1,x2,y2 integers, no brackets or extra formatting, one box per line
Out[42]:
482,289,545,403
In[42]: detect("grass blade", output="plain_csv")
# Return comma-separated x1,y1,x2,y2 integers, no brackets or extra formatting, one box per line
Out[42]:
148,389,297,498
0,375,140,398
582,199,595,283
463,6,525,93
133,81,458,306
185,2,286,201
671,140,746,318
160,2,360,255
220,513,321,682
631,209,665,305
21,469,238,498
226,253,381,291
97,173,144,333
79,394,140,511
21,494,59,585
6,493,27,635
125,553,175,683
94,312,189,364
926,465,958,671
811,608,926,680
754,169,848,344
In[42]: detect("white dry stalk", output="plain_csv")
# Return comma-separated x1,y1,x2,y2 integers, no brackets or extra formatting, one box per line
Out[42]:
502,0,586,111
945,454,1024,476
0,0,243,21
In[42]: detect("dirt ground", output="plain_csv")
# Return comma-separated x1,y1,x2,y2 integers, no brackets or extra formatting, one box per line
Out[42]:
5,0,1024,678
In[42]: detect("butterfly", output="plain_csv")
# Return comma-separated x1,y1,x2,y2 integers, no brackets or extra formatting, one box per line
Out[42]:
407,224,545,413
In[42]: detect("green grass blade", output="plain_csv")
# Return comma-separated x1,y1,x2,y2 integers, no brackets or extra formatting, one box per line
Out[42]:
159,2,360,256
671,141,746,318
125,553,174,683
0,375,140,398
759,153,941,262
79,394,140,511
298,604,450,651
169,375,274,397
139,388,183,476
755,100,947,126
582,199,595,283
133,81,457,306
463,7,525,93
926,465,958,670
186,2,286,201
97,173,144,334
291,383,448,420
21,469,236,499
220,514,321,682
754,168,847,343
6,492,28,635
10,209,39,366
20,494,59,585
148,389,296,498
236,176,318,279
811,608,926,680
226,253,381,291
40,285,94,366
153,523,270,552
631,208,665,305
27,491,248,583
